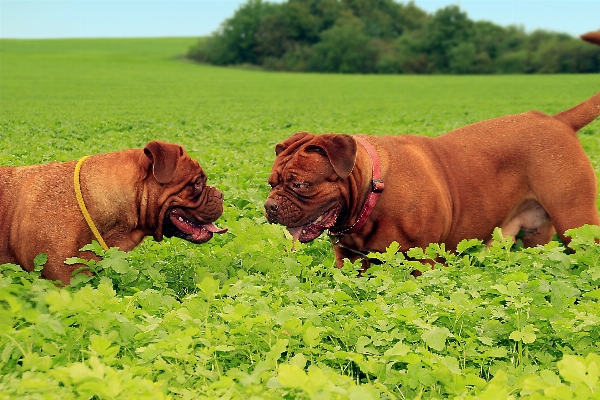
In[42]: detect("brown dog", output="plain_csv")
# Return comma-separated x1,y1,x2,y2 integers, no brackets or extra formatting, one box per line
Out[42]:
265,93,600,270
581,31,600,46
0,140,227,285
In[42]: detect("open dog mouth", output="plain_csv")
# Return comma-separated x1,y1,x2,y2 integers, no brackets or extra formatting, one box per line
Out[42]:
286,204,340,243
165,208,228,244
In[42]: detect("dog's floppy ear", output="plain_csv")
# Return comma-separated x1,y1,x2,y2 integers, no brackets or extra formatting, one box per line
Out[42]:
143,141,183,184
306,134,357,179
275,132,313,155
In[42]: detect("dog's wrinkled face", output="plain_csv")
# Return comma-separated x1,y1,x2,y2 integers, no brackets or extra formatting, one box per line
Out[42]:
161,167,227,244
143,141,227,244
264,132,357,242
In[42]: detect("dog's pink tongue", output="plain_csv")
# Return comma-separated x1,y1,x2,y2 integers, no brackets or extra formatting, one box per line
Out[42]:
185,224,228,240
189,223,228,241
204,223,228,234
287,226,303,243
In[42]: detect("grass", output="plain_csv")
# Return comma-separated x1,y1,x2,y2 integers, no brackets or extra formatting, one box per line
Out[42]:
2,38,600,138
2,38,600,194
1,38,600,399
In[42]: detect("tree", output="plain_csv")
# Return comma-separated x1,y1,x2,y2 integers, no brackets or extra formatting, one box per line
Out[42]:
189,0,277,65
188,0,600,74
310,16,378,73
422,5,474,73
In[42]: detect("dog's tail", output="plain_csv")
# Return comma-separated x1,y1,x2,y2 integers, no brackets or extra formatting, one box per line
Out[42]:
553,92,600,132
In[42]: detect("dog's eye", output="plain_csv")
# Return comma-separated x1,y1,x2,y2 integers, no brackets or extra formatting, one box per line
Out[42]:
292,182,310,190
193,179,204,194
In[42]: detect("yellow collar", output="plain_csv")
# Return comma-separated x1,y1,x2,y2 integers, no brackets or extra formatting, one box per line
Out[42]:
74,156,109,251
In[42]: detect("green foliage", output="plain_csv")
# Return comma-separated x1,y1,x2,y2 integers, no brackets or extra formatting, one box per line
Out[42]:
1,37,600,398
189,0,280,66
2,228,600,398
311,17,378,73
189,0,600,74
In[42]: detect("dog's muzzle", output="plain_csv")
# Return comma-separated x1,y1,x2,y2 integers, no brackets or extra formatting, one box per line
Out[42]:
264,195,304,226
163,186,227,244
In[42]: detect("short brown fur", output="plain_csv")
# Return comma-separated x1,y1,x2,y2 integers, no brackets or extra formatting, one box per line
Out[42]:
0,141,225,285
265,93,600,270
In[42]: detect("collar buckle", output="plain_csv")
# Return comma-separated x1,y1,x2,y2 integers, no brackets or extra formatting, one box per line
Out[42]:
372,179,385,193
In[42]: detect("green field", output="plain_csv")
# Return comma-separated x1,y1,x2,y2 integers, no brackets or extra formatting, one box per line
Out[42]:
1,38,600,399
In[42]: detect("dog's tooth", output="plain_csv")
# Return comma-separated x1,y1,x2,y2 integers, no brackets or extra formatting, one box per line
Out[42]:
178,216,184,222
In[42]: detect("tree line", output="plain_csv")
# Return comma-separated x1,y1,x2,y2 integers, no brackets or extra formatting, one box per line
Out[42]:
188,0,600,74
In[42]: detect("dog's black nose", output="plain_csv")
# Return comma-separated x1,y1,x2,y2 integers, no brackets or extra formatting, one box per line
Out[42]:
264,198,279,213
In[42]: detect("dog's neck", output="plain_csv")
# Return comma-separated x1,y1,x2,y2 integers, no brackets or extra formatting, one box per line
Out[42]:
77,150,148,250
335,139,381,233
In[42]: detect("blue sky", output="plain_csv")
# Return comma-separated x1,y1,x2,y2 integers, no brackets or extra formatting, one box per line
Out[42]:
1,1,599,39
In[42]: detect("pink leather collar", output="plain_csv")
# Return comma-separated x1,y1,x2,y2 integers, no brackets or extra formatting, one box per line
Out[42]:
329,136,384,235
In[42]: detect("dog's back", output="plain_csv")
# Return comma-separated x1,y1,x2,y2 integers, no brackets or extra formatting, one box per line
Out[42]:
410,92,600,249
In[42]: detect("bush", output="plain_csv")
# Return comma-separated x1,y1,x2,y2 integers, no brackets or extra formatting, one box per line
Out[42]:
531,38,600,73
495,50,531,74
309,18,378,73
448,42,476,73
188,0,600,74
188,0,278,65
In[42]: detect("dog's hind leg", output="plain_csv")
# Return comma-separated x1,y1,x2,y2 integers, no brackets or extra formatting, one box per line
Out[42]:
532,174,600,249
548,204,600,248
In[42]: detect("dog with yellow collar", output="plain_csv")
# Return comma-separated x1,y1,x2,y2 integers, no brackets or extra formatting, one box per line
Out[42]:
0,140,227,285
